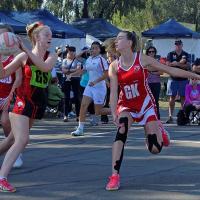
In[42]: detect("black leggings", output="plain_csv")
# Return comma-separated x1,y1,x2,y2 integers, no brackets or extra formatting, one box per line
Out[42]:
62,78,81,117
101,86,110,122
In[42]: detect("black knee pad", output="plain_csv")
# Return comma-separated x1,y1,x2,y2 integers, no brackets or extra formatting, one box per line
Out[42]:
114,117,128,144
147,134,163,153
114,117,128,173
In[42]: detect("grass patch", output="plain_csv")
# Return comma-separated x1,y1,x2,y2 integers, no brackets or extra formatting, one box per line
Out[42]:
159,100,181,109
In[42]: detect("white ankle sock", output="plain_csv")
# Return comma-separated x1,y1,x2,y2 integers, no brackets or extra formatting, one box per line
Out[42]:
78,122,84,130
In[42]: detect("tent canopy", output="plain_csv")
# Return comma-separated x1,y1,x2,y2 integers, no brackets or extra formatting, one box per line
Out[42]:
71,18,120,41
142,19,200,38
5,9,85,38
0,11,26,34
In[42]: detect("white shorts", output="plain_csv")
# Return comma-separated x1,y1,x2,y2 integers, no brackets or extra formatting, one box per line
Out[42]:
83,85,106,104
130,107,157,125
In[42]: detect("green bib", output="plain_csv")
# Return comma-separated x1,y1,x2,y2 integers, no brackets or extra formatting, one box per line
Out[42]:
30,65,51,88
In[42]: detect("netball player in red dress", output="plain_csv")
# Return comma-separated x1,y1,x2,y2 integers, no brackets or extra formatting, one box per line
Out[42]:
0,55,23,165
106,31,200,191
0,22,57,192
0,24,23,167
0,55,21,135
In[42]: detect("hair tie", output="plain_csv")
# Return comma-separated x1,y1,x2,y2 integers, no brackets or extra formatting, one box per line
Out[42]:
36,22,44,27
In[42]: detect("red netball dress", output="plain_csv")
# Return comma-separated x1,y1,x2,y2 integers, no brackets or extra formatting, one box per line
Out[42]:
12,52,51,119
117,52,157,125
0,56,15,110
0,56,15,99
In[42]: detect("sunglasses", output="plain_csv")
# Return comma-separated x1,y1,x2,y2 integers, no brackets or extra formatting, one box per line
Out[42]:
175,43,182,46
148,50,155,53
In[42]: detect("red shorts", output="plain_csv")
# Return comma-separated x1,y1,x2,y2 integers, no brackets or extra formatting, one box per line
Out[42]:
12,88,47,119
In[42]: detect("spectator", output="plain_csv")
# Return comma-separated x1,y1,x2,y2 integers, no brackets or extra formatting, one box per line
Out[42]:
146,46,163,119
0,24,23,168
54,47,64,85
183,77,200,123
65,45,70,54
77,47,95,121
47,77,64,117
192,58,200,75
166,40,190,123
101,42,118,124
61,46,82,122
71,41,109,136
77,47,90,95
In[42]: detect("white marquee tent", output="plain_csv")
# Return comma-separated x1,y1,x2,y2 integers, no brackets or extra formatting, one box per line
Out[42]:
142,19,200,61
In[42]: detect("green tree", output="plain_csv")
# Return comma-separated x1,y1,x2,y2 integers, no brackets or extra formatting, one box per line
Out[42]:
0,0,43,10
82,0,89,18
43,0,74,23
75,0,81,19
0,0,199,32
112,0,157,33
0,0,14,10
87,0,145,20
152,0,200,31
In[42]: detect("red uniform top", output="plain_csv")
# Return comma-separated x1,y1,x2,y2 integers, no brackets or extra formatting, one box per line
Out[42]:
16,59,36,100
0,56,15,98
13,52,50,119
16,52,50,101
117,52,156,115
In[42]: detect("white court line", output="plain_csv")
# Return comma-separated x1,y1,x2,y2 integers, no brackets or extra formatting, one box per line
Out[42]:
28,130,116,146
170,140,200,144
28,129,200,146
135,138,200,144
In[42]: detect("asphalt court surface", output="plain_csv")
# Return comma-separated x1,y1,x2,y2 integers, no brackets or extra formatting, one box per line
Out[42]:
0,110,200,200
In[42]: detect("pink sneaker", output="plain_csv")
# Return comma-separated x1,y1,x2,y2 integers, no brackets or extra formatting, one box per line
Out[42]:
106,174,120,191
0,178,16,192
159,121,170,147
162,130,170,147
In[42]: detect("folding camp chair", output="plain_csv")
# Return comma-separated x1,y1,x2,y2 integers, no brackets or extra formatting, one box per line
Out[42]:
189,110,200,125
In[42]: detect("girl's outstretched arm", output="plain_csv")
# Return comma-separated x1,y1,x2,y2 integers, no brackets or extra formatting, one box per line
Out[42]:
142,54,200,80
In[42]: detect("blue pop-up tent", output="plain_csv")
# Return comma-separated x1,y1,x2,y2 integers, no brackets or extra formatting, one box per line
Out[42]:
0,11,26,34
6,9,85,39
142,19,200,58
71,18,120,41
142,19,200,38
3,9,86,52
